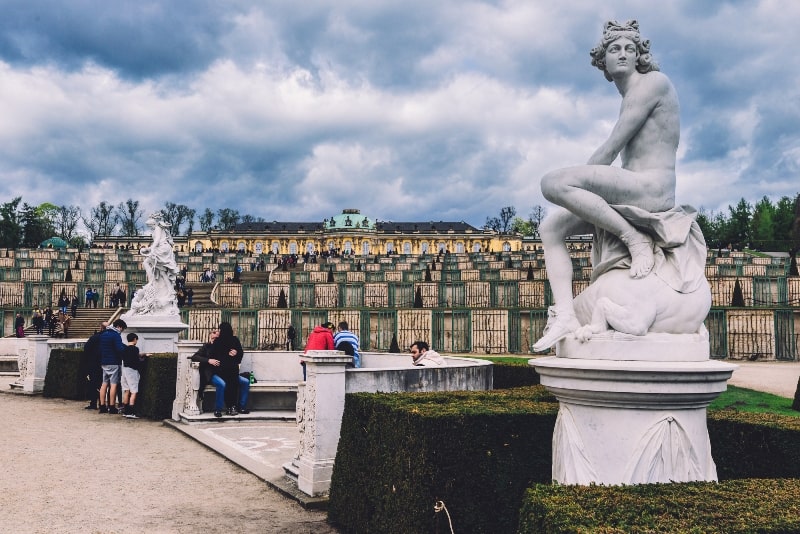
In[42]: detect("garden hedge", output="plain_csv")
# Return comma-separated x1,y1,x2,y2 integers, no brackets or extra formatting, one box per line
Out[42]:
42,349,177,420
517,479,800,533
329,385,800,534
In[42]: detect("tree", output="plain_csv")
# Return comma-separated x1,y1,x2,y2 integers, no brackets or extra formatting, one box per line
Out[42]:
0,197,22,248
54,205,81,242
160,202,196,236
216,208,240,231
484,216,501,232
511,217,534,236
499,206,516,233
750,196,775,247
199,208,215,232
485,206,517,233
117,199,143,237
790,194,800,276
20,203,50,247
82,201,116,241
529,205,546,234
726,198,752,250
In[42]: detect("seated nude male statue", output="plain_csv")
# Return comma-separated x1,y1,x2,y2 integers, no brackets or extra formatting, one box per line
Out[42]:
534,20,710,351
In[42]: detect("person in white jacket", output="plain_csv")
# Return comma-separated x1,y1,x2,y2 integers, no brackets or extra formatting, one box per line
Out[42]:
409,341,446,367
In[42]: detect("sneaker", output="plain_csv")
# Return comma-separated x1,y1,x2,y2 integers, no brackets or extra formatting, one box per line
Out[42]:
214,411,222,418
238,408,250,415
533,306,581,352
108,406,119,415
125,413,139,419
226,407,239,416
84,404,97,410
99,405,108,414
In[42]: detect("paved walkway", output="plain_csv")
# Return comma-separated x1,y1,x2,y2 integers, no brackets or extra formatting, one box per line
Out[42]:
0,375,337,533
2,360,797,532
726,360,800,398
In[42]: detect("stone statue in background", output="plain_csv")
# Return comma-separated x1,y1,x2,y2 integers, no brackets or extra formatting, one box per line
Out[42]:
534,20,711,352
123,213,180,317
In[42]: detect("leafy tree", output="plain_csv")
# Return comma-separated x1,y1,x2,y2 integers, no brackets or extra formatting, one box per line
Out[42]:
773,195,797,243
161,202,195,236
216,208,240,231
116,199,143,237
20,203,51,247
199,208,215,232
725,198,752,250
750,196,775,245
511,216,533,235
54,205,81,242
82,201,117,241
529,205,546,232
0,197,22,248
790,194,800,276
499,206,516,233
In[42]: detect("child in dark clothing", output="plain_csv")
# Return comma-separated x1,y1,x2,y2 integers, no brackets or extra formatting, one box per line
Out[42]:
120,333,147,418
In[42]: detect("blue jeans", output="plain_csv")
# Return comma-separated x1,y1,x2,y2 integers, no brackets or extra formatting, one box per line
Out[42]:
210,374,250,410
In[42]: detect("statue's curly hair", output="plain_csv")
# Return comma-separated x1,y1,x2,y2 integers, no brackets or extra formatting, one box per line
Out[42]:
590,19,659,82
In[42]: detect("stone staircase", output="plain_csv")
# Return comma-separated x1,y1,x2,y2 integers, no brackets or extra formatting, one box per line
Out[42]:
184,284,215,308
238,270,270,284
65,308,122,338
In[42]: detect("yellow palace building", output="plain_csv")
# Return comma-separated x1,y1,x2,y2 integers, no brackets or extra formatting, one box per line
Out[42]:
182,209,522,256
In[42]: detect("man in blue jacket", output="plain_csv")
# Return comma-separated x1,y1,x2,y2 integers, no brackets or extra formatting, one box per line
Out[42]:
98,319,127,414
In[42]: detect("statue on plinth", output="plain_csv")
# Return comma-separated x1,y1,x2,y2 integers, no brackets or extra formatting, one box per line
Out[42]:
123,213,180,317
533,20,711,353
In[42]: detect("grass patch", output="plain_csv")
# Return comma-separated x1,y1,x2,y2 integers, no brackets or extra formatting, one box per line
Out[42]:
710,385,799,417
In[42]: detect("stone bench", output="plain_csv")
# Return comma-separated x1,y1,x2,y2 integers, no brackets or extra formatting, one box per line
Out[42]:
173,345,304,421
198,379,298,412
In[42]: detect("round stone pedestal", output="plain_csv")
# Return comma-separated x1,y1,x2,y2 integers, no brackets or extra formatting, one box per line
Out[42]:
531,341,737,486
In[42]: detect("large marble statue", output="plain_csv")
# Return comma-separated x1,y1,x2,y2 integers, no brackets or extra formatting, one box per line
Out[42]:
533,20,710,352
123,212,180,317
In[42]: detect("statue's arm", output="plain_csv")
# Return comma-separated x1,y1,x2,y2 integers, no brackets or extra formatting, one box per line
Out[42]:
586,73,667,165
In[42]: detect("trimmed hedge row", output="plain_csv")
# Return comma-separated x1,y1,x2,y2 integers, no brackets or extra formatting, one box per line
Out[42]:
477,357,541,389
518,479,800,533
43,349,177,420
328,386,800,534
328,386,558,534
709,410,800,479
42,349,86,400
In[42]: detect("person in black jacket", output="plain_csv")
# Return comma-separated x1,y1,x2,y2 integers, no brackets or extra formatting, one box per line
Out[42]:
191,322,249,417
81,322,106,410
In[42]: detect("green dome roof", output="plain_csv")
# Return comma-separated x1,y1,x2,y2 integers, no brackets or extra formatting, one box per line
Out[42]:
324,209,375,231
40,237,69,249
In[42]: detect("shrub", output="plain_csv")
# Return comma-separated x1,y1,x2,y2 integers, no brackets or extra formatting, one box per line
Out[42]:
518,479,800,533
43,348,85,400
328,386,558,534
136,352,177,420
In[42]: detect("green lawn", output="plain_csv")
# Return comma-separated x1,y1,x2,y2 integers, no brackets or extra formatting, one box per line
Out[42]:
709,385,798,417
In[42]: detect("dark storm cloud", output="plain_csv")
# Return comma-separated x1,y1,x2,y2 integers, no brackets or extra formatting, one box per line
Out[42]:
0,0,797,233
0,0,231,79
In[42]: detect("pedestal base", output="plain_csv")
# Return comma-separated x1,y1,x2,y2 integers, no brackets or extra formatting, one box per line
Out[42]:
119,315,187,354
532,347,737,486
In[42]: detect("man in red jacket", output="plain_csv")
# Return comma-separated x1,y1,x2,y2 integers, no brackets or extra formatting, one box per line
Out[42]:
300,322,335,380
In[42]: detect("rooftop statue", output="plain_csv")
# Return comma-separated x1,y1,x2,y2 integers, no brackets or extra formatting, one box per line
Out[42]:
533,20,711,352
123,212,180,317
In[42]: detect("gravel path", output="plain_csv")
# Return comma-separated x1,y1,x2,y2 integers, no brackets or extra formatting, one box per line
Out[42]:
0,387,338,534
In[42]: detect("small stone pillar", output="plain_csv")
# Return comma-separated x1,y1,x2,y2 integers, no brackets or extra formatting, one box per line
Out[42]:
293,350,352,496
173,340,203,421
12,335,51,394
122,315,188,354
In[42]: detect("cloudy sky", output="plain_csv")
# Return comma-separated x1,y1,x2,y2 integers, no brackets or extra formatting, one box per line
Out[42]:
0,0,798,232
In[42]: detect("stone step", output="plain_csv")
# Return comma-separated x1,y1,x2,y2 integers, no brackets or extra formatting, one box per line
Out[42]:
179,409,296,423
